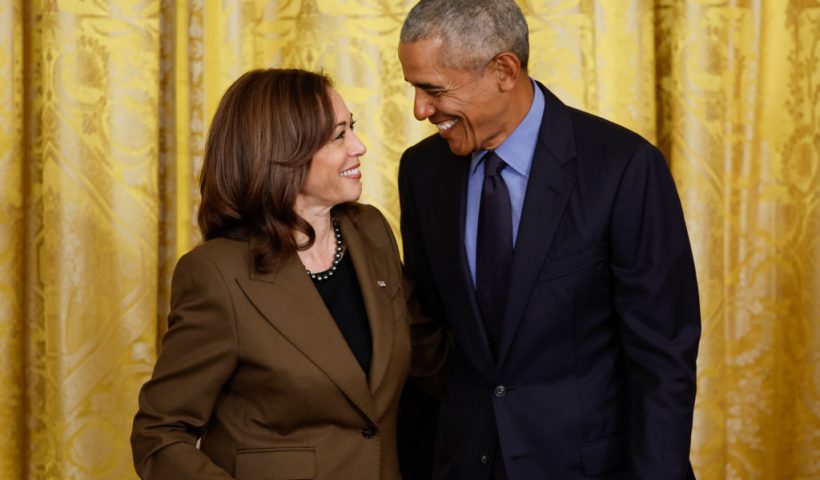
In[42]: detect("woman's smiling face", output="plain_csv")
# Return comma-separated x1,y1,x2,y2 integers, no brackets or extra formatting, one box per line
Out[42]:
298,88,367,210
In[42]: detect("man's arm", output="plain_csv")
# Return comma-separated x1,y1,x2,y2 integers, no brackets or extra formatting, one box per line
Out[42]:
396,151,449,480
609,144,701,479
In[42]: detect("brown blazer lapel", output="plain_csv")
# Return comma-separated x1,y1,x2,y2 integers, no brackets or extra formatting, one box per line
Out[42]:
338,213,398,395
236,238,377,425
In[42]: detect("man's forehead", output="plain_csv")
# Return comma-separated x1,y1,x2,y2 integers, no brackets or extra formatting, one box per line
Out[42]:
399,37,446,63
401,41,481,77
400,44,467,83
400,34,446,49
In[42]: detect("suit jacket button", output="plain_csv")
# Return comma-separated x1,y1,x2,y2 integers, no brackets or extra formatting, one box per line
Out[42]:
494,385,506,397
361,425,376,439
480,454,491,464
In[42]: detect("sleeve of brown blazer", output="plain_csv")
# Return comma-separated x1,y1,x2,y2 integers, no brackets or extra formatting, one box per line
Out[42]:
131,250,238,479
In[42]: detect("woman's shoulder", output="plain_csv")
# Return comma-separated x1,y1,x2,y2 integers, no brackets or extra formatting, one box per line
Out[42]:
341,203,402,261
343,202,392,235
176,236,249,277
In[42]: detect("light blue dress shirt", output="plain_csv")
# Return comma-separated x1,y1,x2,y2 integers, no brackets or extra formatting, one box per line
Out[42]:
465,80,545,286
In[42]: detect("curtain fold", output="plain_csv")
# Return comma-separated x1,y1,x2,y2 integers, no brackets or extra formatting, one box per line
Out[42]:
4,1,162,478
656,2,819,478
0,1,25,478
1,1,817,479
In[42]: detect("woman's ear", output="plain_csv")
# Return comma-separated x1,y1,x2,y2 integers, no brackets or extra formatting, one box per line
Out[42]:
492,51,522,91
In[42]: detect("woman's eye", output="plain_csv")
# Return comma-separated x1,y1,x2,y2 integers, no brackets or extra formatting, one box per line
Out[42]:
350,121,356,131
335,130,346,140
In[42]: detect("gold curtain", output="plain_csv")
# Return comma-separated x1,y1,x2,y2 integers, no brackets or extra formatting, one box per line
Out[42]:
1,1,817,478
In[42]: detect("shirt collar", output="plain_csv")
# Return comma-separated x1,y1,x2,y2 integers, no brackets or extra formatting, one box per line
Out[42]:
471,79,545,176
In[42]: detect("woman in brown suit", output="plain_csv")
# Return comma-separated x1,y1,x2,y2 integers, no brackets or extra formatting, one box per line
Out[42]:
131,69,443,479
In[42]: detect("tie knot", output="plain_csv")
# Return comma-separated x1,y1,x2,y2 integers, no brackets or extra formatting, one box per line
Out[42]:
483,152,506,177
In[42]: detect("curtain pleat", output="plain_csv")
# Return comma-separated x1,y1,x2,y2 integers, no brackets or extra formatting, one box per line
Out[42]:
0,1,25,478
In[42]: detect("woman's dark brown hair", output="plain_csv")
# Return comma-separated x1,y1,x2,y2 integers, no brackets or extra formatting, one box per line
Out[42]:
197,68,335,273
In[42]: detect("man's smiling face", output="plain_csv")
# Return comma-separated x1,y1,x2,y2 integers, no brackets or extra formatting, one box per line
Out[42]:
399,37,510,156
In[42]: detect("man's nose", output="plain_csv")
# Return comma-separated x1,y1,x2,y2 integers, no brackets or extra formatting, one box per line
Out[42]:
413,90,434,121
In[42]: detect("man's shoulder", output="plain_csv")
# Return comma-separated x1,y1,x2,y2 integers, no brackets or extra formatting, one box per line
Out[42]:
402,133,451,163
567,106,651,151
560,105,667,175
537,82,655,159
398,133,454,188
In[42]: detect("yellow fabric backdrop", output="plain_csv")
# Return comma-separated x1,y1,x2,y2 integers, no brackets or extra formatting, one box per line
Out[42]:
1,1,817,478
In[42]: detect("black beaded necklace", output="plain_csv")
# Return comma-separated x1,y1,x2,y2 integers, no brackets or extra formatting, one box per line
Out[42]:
305,217,344,282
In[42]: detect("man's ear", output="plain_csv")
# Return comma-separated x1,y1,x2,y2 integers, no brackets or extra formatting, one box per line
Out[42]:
492,52,521,91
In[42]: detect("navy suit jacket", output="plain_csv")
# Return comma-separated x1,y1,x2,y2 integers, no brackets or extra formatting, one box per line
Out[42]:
398,82,700,479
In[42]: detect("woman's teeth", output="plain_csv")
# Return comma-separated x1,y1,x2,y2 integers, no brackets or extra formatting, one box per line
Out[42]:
339,167,360,177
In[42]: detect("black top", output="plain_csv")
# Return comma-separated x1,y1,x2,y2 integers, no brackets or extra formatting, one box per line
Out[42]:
312,251,372,376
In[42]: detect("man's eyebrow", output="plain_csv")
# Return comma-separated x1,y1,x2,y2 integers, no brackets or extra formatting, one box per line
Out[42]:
411,82,443,90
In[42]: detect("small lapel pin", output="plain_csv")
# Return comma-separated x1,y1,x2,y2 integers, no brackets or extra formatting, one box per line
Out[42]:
377,280,387,287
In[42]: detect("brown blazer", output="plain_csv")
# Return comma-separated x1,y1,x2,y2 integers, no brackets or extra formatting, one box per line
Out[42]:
131,205,414,480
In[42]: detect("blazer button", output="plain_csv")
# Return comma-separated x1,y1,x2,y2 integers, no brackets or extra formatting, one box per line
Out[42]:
494,385,506,397
361,425,376,439
480,454,491,464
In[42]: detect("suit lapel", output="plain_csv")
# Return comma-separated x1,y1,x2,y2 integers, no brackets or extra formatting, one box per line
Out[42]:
338,212,397,395
236,237,377,425
496,85,578,370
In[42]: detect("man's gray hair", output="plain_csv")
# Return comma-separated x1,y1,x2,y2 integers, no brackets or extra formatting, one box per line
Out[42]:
400,0,529,73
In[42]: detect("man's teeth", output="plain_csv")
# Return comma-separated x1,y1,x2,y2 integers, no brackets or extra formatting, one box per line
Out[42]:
437,119,459,131
339,167,360,177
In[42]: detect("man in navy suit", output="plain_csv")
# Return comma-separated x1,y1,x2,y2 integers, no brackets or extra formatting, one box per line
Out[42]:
396,1,701,478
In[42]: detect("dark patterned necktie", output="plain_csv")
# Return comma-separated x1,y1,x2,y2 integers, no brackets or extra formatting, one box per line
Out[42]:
475,151,513,356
